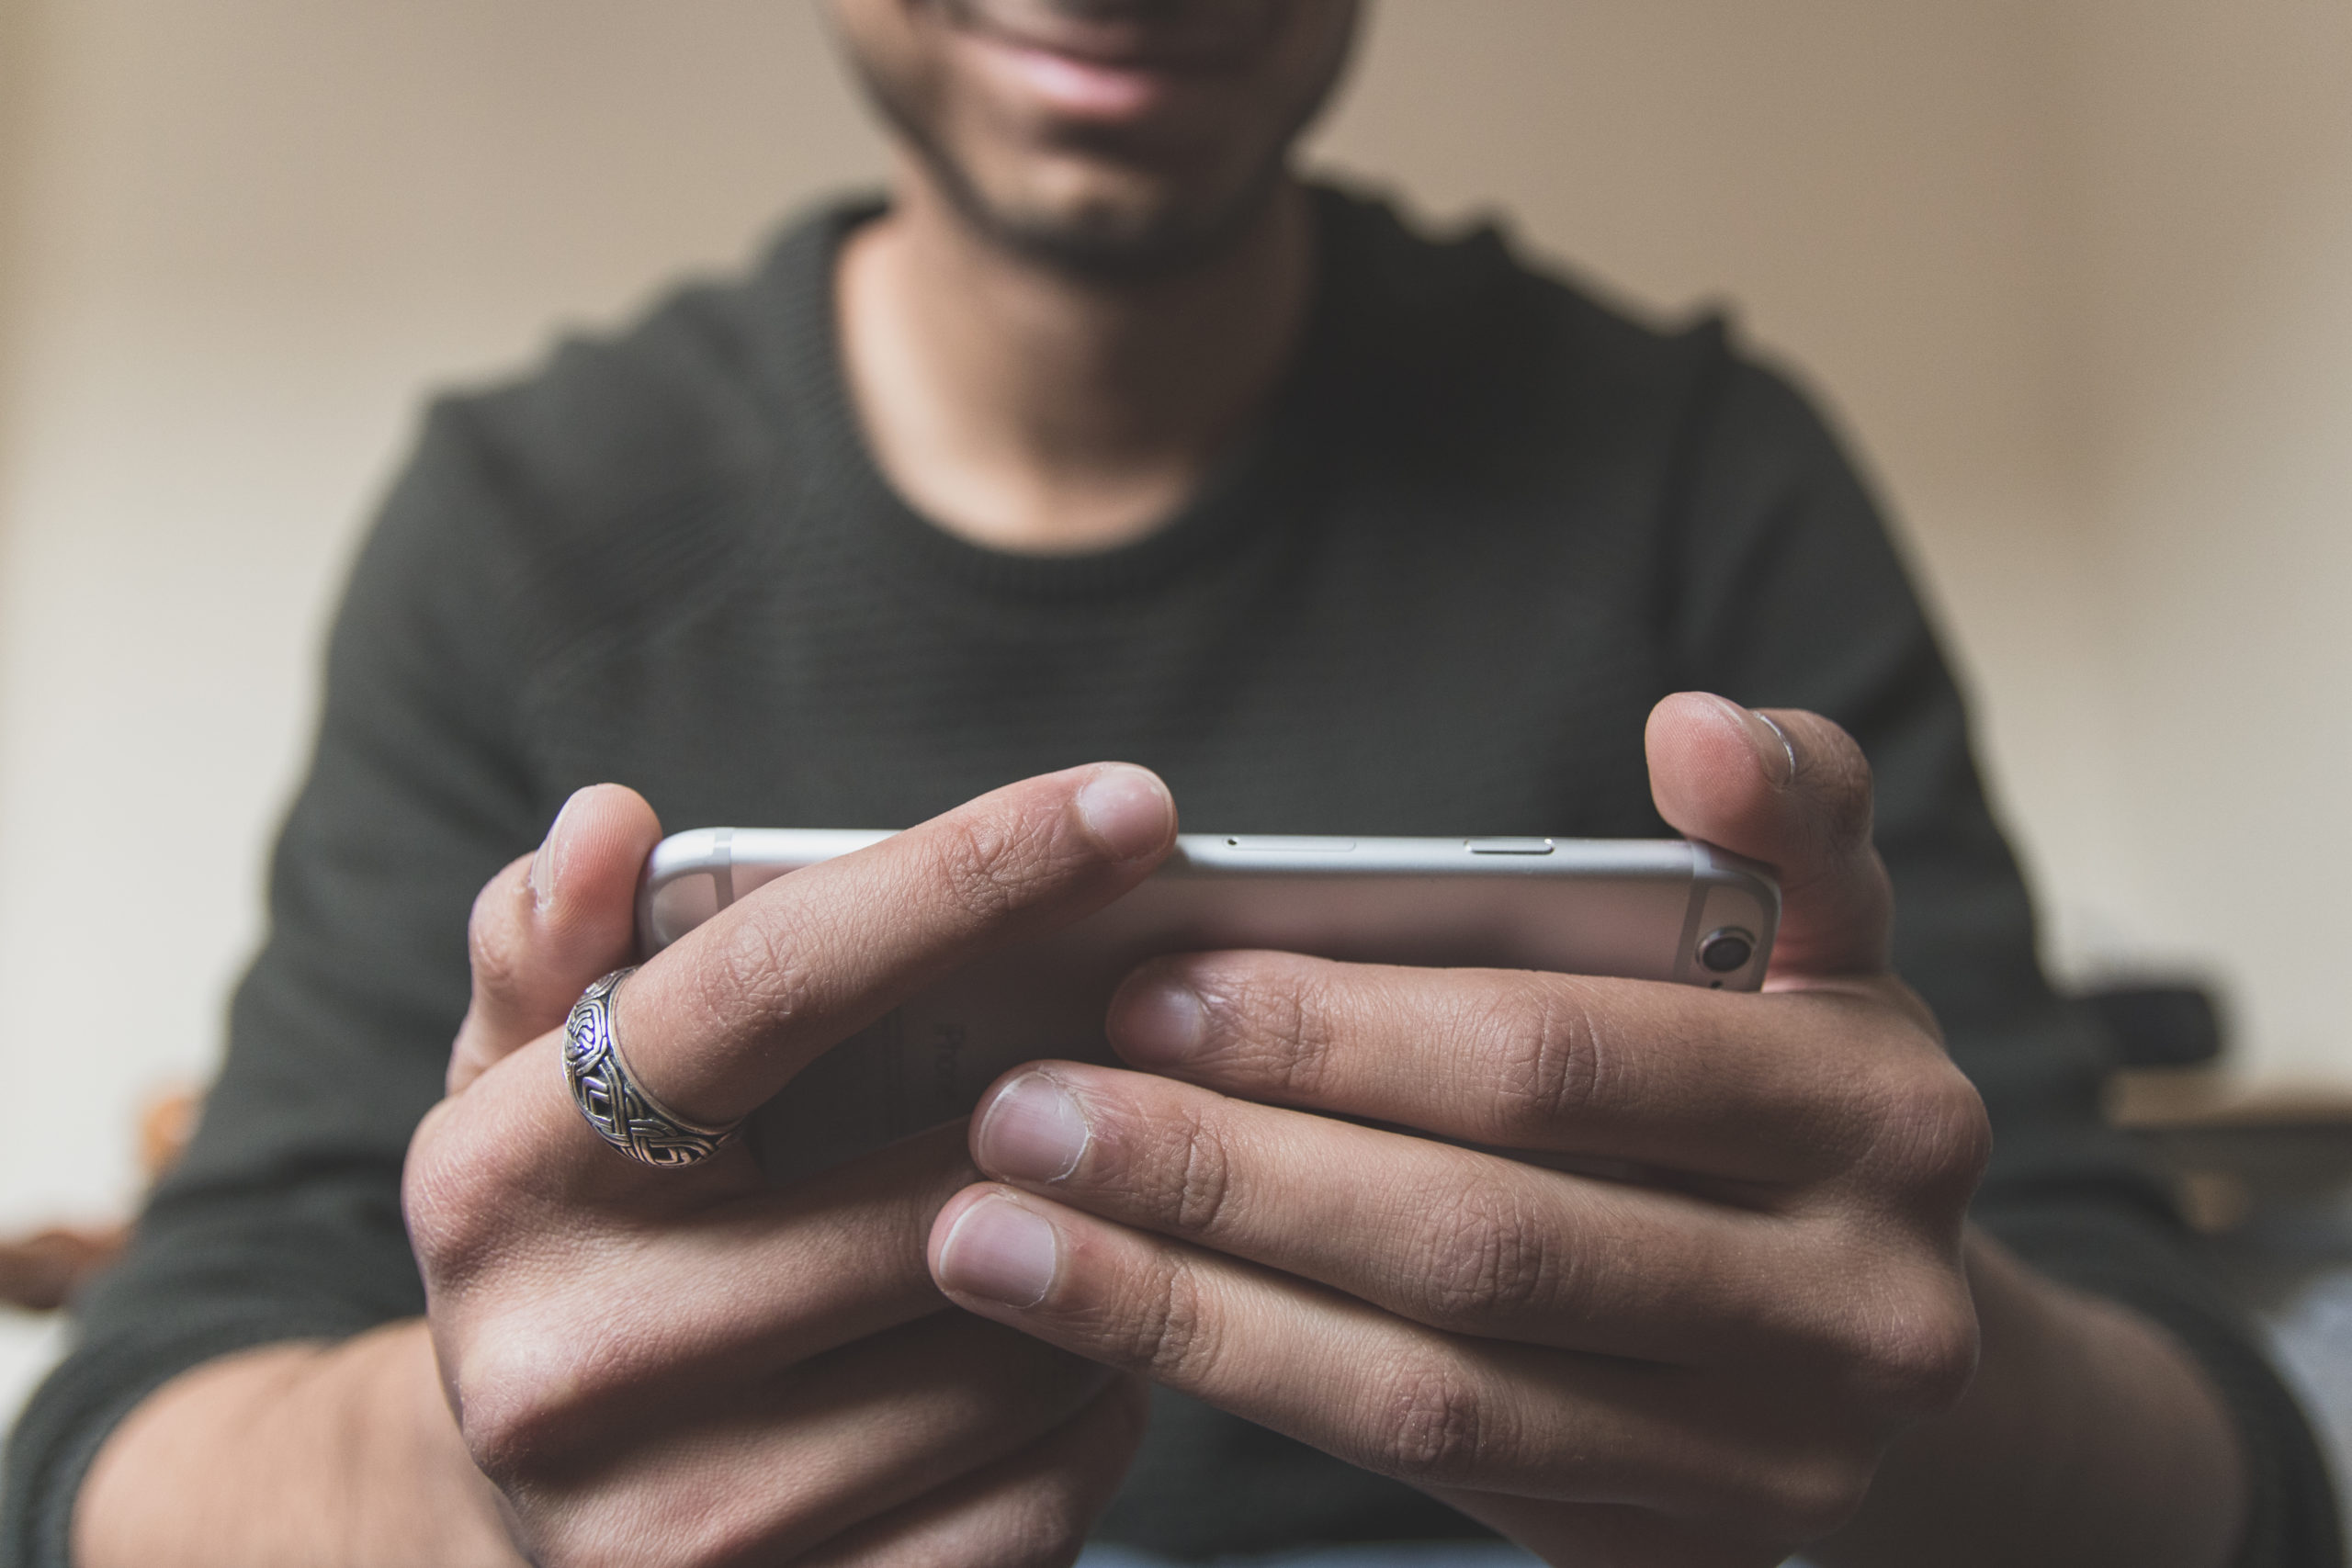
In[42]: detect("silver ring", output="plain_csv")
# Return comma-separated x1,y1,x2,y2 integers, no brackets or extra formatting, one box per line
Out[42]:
561,968,739,1168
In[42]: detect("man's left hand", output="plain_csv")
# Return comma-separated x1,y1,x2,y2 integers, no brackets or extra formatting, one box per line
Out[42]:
927,692,1991,1567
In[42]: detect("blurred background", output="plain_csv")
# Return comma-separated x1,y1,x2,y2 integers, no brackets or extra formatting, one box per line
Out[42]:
1,0,2348,1450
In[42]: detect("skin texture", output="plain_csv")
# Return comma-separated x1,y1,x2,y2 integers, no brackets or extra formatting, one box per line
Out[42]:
83,767,1181,1568
75,5,2253,1565
928,700,2252,1566
831,0,1361,275
831,0,1351,550
76,715,2249,1568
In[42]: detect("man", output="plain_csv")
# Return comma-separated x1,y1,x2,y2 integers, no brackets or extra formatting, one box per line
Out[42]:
6,2,2335,1564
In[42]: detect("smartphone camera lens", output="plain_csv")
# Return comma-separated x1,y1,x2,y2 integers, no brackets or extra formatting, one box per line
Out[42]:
1699,928,1756,974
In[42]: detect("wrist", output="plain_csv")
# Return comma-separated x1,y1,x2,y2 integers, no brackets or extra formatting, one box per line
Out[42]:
74,1321,520,1568
1815,1229,2247,1568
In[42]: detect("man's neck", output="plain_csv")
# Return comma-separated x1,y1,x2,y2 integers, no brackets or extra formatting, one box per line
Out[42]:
835,160,1317,555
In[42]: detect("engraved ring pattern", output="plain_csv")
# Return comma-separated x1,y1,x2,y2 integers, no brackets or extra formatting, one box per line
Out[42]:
561,967,739,1168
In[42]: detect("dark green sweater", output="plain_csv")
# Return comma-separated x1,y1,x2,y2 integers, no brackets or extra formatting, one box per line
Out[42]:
5,189,2335,1565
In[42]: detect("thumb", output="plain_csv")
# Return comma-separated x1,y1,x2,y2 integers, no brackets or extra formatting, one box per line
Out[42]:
447,784,662,1095
1645,692,1893,981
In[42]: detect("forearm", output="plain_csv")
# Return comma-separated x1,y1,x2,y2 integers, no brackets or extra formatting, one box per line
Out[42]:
1815,1229,2248,1568
74,1319,521,1568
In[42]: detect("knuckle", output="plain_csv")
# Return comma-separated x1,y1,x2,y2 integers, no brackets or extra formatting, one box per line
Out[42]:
453,1318,642,1492
1488,981,1606,1139
1753,1450,1877,1542
695,904,821,1040
1158,1108,1238,1237
1196,959,1341,1100
467,896,527,1001
1922,1079,1995,1191
400,1156,469,1273
1097,1254,1219,1383
1368,1357,1492,1486
455,1372,571,1488
402,1113,522,1280
934,809,1060,924
1410,1179,1559,1325
1848,1285,1979,1417
987,1463,1105,1568
543,1540,653,1568
511,1488,756,1568
1857,1064,1991,1204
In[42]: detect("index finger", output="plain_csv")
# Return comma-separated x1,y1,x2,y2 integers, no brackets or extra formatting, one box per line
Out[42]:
1106,952,1937,1183
614,762,1176,1132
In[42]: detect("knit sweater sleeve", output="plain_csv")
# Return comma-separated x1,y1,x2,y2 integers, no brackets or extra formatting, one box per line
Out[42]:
0,398,556,1568
1665,338,2341,1567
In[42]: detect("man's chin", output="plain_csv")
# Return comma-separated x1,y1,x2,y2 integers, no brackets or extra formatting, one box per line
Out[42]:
933,158,1291,282
843,28,1299,283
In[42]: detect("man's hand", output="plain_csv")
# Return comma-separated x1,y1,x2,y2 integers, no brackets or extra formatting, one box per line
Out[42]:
81,763,1177,1568
405,765,1179,1566
925,694,2248,1568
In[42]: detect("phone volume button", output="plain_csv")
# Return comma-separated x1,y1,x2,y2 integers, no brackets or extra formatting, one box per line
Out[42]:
1465,838,1555,855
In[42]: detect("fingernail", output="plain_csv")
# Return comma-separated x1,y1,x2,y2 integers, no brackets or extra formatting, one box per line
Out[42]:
937,1195,1059,1308
1710,695,1796,787
1108,973,1207,1066
976,1073,1091,1183
1076,765,1174,862
529,789,587,914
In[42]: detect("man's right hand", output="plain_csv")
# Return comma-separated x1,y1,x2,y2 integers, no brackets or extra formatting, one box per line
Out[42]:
78,764,1175,1568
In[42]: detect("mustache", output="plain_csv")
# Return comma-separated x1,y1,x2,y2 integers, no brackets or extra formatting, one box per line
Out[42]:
931,0,1285,65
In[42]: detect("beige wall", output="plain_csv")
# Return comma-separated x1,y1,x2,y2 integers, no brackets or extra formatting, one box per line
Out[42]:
0,0,2347,1258
2060,0,2352,1079
1301,0,2131,996
0,0,44,472
0,0,892,1233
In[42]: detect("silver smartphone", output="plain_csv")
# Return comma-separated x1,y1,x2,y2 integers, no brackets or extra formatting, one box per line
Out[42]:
639,830,1779,1181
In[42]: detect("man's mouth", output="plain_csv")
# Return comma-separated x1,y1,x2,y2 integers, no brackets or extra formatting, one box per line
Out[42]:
934,0,1276,73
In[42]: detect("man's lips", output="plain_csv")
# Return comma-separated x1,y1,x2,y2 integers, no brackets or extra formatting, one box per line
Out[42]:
944,3,1268,123
973,38,1181,119
938,0,1267,70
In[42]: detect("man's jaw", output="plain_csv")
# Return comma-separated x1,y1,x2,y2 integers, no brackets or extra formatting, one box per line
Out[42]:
859,0,1326,281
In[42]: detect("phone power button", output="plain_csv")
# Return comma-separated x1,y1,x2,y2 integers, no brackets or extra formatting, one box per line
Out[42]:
1465,838,1555,855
